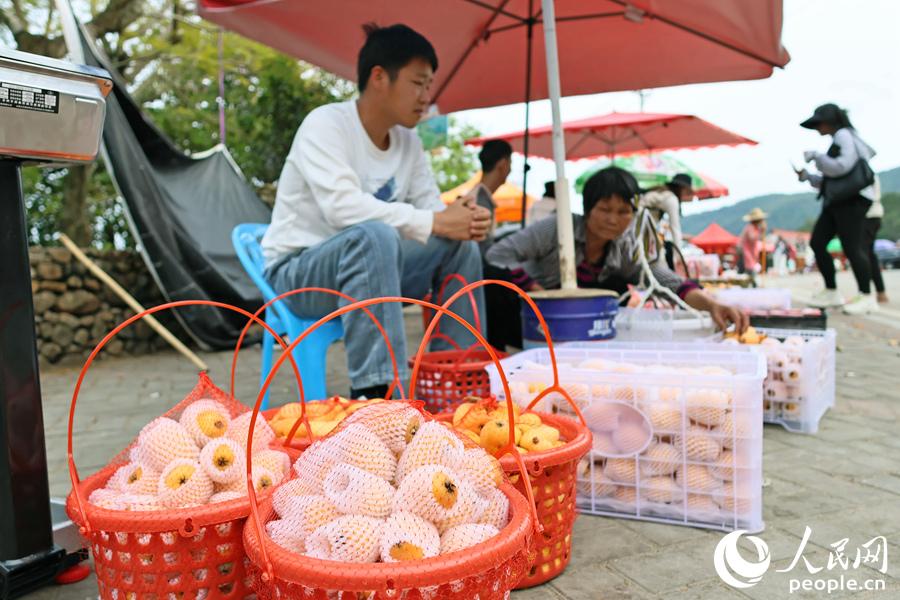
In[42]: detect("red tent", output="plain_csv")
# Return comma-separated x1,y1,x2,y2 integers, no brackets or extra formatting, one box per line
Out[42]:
691,223,739,255
198,1,790,114
466,112,756,160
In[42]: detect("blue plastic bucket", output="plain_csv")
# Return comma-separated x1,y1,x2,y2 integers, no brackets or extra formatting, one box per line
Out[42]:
521,289,620,347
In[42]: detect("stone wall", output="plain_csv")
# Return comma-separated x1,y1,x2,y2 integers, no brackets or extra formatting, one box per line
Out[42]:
29,246,175,365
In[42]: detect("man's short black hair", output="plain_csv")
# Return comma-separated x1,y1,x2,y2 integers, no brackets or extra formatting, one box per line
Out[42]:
478,140,513,173
358,23,438,92
582,166,640,215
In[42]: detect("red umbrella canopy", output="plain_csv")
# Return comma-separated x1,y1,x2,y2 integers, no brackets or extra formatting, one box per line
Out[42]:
467,112,757,160
691,222,739,254
198,1,790,114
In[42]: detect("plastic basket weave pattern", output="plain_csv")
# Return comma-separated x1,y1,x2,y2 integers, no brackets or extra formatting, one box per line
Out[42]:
410,348,507,413
65,299,305,600
487,346,767,533
67,373,256,600
435,410,590,588
243,294,542,599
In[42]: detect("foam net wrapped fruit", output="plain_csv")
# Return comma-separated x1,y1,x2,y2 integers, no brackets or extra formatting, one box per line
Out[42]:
243,400,535,599
438,395,592,588
67,372,291,600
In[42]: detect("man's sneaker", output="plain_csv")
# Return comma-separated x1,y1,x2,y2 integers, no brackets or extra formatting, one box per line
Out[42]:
842,294,878,315
807,289,844,308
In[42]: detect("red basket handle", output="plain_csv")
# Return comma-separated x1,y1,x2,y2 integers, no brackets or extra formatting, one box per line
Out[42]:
429,273,482,338
245,296,541,583
412,280,589,431
228,286,404,446
424,274,506,372
66,300,304,536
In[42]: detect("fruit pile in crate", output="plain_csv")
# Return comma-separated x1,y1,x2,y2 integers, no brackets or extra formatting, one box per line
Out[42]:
486,347,766,532
88,396,290,511
267,402,515,563
448,398,565,454
266,397,382,441
721,327,837,433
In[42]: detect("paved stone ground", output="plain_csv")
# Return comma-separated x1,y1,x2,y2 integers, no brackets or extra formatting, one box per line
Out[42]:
22,271,900,599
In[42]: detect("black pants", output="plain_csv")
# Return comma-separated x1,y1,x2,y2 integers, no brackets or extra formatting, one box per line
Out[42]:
862,217,886,294
810,195,872,294
483,262,523,350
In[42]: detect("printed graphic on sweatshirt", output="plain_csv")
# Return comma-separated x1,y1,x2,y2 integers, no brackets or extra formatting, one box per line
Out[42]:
372,177,398,203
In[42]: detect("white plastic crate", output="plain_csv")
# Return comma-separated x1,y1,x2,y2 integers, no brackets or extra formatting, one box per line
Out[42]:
568,331,837,434
614,308,716,342
731,328,836,434
684,253,721,278
710,287,792,311
486,347,767,532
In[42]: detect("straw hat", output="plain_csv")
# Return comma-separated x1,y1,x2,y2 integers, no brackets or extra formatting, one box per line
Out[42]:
743,207,768,222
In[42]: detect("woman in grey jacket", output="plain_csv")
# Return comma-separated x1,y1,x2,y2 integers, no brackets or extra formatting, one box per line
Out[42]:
798,103,878,314
484,167,747,348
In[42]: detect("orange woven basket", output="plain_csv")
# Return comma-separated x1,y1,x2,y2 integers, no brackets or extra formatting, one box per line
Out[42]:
242,295,542,599
500,413,591,587
409,346,507,413
411,275,507,413
436,410,591,588
423,280,594,588
65,300,305,600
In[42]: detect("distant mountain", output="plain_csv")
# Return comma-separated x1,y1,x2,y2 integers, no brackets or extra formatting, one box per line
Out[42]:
682,166,900,235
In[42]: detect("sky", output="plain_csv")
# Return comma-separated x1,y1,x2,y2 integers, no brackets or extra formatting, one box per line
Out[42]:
453,0,900,216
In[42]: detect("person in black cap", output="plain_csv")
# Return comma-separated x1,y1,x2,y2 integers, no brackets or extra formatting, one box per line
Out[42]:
796,103,878,315
639,173,696,270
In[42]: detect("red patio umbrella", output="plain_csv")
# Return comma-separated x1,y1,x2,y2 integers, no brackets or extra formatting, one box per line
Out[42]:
691,222,739,255
198,1,789,115
199,0,788,289
467,112,757,160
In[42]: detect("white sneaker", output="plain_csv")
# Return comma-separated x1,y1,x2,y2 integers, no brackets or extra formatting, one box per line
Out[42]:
807,289,844,308
842,294,878,315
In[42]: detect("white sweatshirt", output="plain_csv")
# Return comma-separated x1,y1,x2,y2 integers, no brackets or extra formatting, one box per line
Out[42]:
639,188,683,248
262,101,445,267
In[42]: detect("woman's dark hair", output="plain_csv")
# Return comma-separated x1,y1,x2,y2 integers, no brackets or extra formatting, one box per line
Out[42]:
478,140,513,173
358,24,438,92
582,167,640,215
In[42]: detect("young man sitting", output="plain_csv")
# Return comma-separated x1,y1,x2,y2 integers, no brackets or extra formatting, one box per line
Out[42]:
262,24,491,399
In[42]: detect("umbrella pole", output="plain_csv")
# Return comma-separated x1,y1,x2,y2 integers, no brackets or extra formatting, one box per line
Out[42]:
520,5,534,228
541,0,576,290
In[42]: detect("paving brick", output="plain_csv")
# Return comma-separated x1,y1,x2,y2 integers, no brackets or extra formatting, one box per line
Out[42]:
18,271,900,600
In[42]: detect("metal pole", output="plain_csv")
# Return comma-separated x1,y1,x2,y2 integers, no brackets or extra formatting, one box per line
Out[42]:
541,0,577,290
0,162,54,562
520,1,534,227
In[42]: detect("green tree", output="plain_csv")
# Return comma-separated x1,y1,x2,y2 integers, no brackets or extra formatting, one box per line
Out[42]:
135,25,354,201
428,118,482,192
2,0,354,245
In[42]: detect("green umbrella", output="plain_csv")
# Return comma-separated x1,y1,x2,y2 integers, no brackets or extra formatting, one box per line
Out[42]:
574,154,728,199
827,238,842,254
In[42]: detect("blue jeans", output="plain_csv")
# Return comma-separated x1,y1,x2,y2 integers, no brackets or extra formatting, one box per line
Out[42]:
264,221,485,389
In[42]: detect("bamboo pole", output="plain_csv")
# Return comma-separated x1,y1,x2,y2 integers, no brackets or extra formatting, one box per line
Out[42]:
58,234,209,371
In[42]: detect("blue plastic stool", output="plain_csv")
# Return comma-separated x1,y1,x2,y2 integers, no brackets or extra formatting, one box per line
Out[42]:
231,223,343,408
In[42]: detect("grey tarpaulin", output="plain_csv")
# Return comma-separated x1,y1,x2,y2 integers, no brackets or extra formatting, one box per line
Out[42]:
77,24,272,349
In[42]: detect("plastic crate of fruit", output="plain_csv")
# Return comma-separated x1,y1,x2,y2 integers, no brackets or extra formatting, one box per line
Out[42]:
485,347,767,532
568,327,836,435
718,327,837,434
